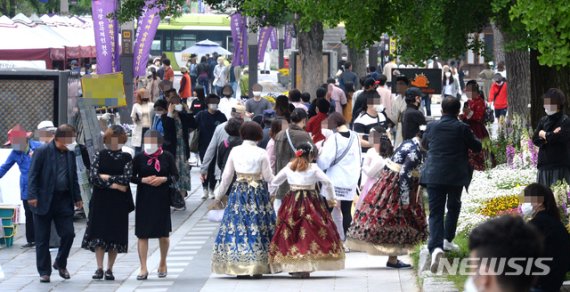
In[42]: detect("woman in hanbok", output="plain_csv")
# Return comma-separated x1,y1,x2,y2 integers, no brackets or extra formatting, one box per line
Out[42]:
346,130,428,269
211,122,276,278
356,126,394,209
460,80,492,171
269,142,345,278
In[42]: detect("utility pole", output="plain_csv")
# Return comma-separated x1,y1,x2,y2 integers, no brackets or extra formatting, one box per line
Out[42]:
247,17,258,97
278,26,285,69
60,0,69,15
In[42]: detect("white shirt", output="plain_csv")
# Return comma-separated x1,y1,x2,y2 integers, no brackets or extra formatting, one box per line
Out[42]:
215,140,273,200
213,64,228,87
270,163,336,201
317,131,362,201
291,102,308,112
361,148,386,187
218,97,238,120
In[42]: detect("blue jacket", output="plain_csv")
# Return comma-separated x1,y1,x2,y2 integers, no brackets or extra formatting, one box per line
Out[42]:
0,140,42,200
27,141,82,215
420,115,482,187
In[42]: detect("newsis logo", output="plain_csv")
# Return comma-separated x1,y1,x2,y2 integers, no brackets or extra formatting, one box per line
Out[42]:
434,258,553,276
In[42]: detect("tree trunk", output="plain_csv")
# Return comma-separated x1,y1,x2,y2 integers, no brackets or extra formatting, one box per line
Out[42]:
297,22,324,93
348,46,367,79
504,47,531,125
530,50,570,129
492,22,505,64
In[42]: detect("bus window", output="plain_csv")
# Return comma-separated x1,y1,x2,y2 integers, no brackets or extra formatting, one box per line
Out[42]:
173,32,196,52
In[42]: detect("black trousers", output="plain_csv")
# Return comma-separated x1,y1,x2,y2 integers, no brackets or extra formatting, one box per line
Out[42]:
427,185,463,253
33,194,75,276
22,200,35,244
326,199,353,235
202,160,217,191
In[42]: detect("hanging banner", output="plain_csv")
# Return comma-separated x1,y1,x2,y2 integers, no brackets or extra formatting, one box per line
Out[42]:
133,1,161,77
257,27,272,63
284,25,292,49
230,13,247,66
270,27,277,50
92,0,120,74
240,19,248,65
81,72,127,107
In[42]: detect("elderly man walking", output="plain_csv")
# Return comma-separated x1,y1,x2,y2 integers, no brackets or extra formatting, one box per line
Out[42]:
28,124,83,283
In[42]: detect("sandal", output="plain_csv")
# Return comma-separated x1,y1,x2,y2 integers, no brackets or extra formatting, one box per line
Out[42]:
92,268,103,280
137,272,148,280
104,270,115,280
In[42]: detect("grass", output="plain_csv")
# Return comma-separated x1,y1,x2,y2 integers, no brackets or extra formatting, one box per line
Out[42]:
410,232,471,291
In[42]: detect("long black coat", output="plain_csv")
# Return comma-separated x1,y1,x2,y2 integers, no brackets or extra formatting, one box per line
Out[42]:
162,111,196,160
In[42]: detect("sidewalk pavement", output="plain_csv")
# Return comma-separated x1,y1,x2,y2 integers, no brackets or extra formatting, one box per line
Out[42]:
0,169,205,292
0,167,421,292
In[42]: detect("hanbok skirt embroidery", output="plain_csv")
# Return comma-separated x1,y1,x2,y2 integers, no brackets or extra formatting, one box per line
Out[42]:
346,168,428,256
269,190,345,273
211,181,276,275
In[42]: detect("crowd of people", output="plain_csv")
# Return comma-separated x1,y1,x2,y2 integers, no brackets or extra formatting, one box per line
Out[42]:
2,54,570,292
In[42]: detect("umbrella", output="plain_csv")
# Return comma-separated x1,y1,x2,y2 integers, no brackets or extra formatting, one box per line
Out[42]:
180,39,232,55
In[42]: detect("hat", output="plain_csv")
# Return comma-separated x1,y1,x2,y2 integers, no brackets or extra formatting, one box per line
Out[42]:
153,57,161,63
232,104,246,114
363,77,378,88
190,54,197,58
180,66,188,73
37,120,56,131
70,60,78,65
4,125,32,146
263,109,276,120
405,87,424,102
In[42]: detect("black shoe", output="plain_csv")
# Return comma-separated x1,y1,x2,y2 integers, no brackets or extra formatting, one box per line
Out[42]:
137,273,148,280
252,274,262,279
386,260,412,269
53,263,71,279
104,270,115,281
92,268,103,280
236,275,251,279
22,242,35,248
39,275,50,283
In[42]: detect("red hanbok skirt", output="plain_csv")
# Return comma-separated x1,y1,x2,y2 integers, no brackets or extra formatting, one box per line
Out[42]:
269,189,345,273
346,169,428,256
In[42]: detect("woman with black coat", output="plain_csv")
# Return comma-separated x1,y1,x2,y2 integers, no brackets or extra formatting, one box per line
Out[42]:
532,88,570,186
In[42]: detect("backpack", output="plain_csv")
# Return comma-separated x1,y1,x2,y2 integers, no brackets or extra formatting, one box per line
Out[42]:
217,137,243,171
484,106,495,124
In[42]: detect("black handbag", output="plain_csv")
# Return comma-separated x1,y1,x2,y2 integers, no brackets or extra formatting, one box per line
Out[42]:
169,176,185,208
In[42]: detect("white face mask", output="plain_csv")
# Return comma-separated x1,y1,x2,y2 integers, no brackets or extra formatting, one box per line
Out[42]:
144,144,159,154
545,109,557,116
252,91,262,98
174,104,183,112
244,117,252,122
374,105,385,113
65,141,77,151
155,112,163,118
445,72,452,78
521,202,534,217
208,104,219,111
463,276,479,292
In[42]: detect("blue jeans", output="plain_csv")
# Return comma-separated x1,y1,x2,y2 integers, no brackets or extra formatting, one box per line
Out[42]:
427,185,463,253
231,82,238,98
422,95,432,116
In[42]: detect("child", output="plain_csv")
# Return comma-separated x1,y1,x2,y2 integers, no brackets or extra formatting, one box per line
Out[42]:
357,126,394,209
269,142,345,278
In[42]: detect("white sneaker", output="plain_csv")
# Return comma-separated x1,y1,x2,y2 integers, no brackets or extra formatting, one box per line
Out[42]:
188,153,199,167
430,248,444,273
208,189,215,200
443,239,460,252
201,188,209,200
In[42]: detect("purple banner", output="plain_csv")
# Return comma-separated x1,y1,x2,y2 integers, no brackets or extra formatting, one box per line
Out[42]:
284,25,292,49
270,27,277,50
133,2,161,77
257,27,272,63
92,0,120,74
230,13,247,66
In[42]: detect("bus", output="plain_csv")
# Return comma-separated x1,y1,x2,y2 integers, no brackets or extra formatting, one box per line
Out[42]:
151,13,232,70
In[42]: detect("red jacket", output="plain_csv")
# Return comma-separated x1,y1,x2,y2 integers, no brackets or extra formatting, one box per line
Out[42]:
488,82,507,110
179,73,192,99
306,112,328,143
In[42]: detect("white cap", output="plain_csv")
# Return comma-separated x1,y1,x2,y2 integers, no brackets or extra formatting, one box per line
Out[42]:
37,120,56,130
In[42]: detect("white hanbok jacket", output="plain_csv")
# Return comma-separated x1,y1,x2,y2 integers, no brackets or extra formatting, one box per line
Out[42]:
317,130,362,201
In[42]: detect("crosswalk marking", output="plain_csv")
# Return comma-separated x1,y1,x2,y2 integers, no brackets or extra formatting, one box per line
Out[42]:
177,240,207,245
166,262,188,267
173,246,201,250
170,251,198,255
167,256,194,261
